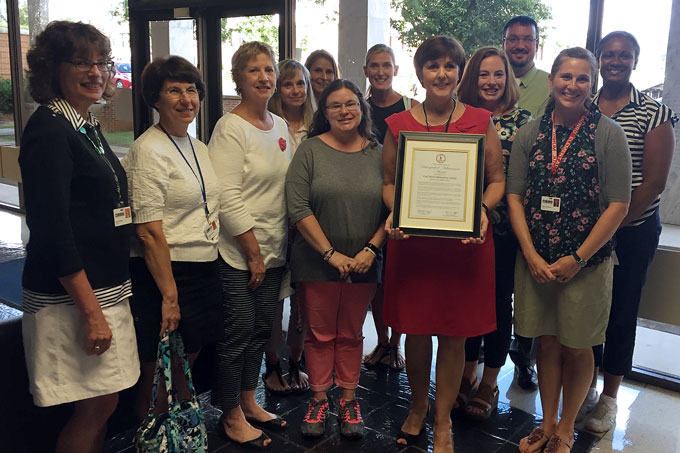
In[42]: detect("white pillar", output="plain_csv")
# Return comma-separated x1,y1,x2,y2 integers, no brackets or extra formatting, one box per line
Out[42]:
338,0,389,94
660,0,680,225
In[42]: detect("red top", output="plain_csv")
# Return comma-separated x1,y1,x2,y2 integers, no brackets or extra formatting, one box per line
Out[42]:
382,104,496,337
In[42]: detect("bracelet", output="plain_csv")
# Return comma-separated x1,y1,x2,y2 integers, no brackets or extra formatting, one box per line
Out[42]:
322,247,335,262
481,202,489,213
364,242,381,256
363,246,377,257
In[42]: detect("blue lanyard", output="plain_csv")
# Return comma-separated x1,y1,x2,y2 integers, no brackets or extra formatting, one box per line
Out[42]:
158,124,210,218
79,125,124,207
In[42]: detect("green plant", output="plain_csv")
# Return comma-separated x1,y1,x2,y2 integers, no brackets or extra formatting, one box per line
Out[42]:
0,78,14,114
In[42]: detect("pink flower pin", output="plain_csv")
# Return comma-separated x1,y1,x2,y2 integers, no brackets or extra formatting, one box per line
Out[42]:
278,137,287,151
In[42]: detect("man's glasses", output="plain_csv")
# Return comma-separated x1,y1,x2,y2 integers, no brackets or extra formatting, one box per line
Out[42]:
504,36,539,45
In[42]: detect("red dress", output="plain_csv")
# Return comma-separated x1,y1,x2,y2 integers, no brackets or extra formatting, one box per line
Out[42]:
383,106,496,337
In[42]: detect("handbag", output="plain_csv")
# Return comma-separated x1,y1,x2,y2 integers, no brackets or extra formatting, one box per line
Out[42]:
135,331,208,453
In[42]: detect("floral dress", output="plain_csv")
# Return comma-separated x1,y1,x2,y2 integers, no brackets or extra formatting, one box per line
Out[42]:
524,108,611,267
492,108,533,236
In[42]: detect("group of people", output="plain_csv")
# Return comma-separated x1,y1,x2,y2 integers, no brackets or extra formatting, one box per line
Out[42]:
17,13,676,453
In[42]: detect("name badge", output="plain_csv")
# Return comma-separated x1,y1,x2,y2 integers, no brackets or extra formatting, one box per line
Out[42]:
204,214,219,241
113,206,132,227
541,196,561,212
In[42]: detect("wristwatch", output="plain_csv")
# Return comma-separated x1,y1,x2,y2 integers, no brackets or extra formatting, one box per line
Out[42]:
571,251,587,268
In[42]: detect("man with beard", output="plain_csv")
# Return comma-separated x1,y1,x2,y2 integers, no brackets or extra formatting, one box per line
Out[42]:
502,15,550,117
500,15,550,392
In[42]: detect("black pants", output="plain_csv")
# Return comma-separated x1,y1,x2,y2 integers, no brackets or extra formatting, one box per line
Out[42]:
593,211,661,375
211,256,285,410
465,232,515,368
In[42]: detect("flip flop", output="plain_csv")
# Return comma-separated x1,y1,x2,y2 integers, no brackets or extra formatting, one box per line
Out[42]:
363,343,390,366
543,433,574,453
261,361,291,395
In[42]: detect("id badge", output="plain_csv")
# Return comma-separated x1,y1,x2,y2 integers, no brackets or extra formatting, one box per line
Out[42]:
541,196,561,212
204,215,219,241
113,206,132,227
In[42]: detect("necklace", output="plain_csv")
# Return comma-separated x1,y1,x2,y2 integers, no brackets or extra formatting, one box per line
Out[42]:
423,99,456,132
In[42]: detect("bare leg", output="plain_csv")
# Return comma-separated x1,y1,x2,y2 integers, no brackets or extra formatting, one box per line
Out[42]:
554,346,593,442
263,301,291,393
519,336,560,453
433,335,465,453
241,389,285,425
602,372,624,399
364,286,390,366
221,404,270,446
397,334,432,444
56,393,118,453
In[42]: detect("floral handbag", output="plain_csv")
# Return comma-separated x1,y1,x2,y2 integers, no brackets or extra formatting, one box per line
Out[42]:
135,331,208,453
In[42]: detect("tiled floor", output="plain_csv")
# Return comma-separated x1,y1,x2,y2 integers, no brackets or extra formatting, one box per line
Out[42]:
2,207,680,452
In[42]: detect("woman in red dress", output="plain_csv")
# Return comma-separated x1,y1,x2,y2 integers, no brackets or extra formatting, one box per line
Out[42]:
382,36,505,453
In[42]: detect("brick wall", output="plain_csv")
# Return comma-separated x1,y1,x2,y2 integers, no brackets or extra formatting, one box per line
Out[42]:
0,31,29,80
91,95,133,133
222,95,241,113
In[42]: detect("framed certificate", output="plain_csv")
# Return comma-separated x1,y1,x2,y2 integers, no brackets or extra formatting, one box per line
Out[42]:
393,131,485,238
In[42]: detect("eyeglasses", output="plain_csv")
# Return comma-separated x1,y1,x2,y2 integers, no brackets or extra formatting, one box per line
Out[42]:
163,87,200,99
69,59,115,73
504,36,539,45
325,101,360,112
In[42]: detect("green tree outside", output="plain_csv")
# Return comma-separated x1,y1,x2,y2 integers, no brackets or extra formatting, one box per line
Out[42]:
391,0,552,55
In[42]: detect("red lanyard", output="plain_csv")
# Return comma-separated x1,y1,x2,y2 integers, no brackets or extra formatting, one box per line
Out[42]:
551,111,586,175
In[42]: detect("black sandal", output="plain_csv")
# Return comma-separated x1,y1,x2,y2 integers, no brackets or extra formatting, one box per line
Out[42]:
288,358,310,394
261,361,292,395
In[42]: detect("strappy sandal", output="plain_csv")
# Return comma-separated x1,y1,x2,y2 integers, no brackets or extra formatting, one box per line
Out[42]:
519,426,551,453
383,344,405,370
261,361,291,395
287,358,310,394
363,343,390,366
543,433,574,453
453,375,479,411
465,383,499,421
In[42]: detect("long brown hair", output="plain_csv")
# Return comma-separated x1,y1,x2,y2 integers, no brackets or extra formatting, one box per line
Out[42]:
457,47,519,113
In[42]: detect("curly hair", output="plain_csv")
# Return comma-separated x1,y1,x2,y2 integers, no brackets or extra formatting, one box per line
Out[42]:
308,79,377,146
231,41,278,96
267,59,315,129
457,47,520,113
142,56,205,110
26,20,114,104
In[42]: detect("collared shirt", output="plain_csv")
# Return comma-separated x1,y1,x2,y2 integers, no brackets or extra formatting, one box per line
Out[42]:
517,65,550,118
47,97,100,130
593,85,677,226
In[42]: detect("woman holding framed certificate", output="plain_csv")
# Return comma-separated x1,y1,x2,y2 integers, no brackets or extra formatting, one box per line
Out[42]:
506,47,631,453
382,36,505,452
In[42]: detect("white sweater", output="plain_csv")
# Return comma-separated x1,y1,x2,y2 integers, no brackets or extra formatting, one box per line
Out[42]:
208,112,291,270
122,126,220,262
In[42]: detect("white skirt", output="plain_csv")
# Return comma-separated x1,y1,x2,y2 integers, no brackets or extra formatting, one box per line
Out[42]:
22,299,140,407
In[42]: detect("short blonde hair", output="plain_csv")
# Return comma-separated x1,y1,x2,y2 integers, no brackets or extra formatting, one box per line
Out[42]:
231,41,278,95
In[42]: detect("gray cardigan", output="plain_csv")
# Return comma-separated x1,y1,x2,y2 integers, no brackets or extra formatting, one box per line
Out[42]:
506,114,632,213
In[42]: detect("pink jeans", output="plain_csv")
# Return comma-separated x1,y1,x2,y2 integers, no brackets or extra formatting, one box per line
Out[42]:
298,282,377,391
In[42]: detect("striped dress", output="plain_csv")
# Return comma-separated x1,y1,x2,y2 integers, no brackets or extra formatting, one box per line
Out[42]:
593,86,677,226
